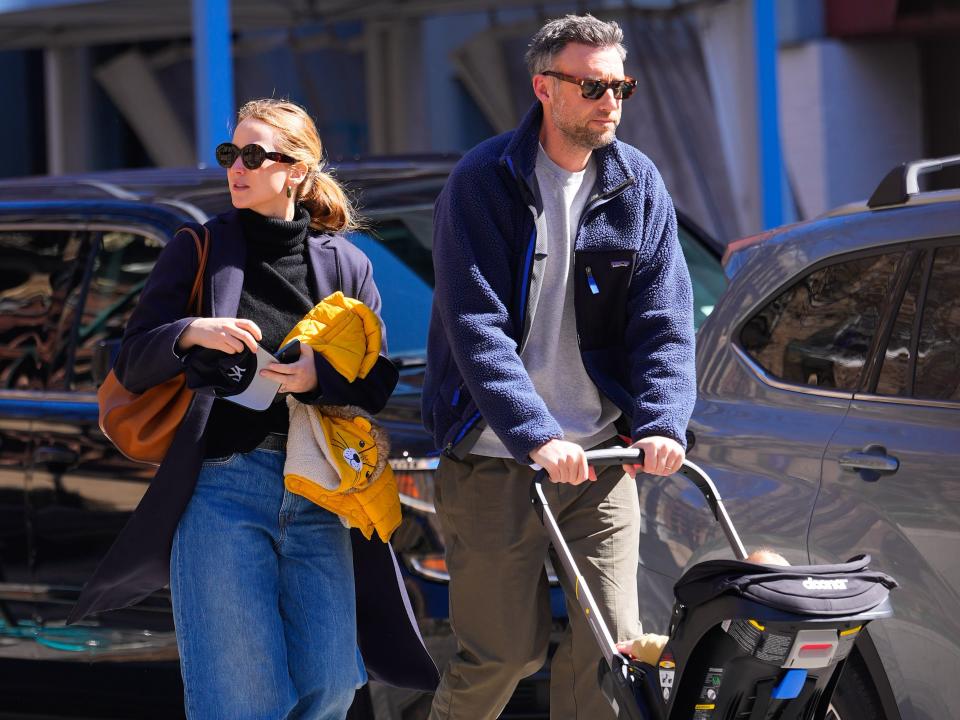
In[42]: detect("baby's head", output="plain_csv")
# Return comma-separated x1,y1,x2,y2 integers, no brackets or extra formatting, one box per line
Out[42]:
746,548,789,566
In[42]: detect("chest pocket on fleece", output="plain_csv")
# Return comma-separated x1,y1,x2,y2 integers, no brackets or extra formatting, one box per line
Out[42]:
573,250,636,351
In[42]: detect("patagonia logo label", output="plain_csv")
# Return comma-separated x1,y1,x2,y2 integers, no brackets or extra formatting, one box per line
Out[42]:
802,577,848,591
610,260,630,268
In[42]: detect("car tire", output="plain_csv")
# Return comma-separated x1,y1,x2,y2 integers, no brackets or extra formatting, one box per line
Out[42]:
826,651,888,720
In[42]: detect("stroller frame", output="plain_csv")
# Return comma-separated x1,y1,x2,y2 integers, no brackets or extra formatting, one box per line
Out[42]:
530,448,894,720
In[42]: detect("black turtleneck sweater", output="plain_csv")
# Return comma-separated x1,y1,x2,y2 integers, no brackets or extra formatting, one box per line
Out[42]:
203,206,315,459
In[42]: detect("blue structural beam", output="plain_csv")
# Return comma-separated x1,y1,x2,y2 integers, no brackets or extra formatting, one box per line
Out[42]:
192,0,235,168
754,0,785,229
0,0,92,10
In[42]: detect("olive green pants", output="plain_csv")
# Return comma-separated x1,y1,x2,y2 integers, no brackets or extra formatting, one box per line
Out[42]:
428,452,642,720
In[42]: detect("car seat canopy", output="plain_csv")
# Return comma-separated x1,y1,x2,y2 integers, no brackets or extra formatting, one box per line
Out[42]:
674,554,898,617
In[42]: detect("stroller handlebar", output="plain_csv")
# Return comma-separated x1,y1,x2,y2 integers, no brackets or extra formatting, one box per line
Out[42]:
530,447,748,561
579,447,644,466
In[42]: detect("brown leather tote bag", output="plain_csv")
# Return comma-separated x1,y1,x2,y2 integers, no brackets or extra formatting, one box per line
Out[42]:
97,226,210,465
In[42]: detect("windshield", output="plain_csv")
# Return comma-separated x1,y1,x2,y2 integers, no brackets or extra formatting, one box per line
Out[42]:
348,210,726,360
678,225,726,329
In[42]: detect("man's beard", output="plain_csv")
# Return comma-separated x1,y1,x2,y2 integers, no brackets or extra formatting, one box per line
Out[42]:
551,100,618,150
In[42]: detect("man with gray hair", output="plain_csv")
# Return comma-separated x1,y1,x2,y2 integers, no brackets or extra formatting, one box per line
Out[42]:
422,13,696,718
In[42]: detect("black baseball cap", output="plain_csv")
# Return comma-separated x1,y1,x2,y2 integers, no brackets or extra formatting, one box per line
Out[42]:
184,346,259,397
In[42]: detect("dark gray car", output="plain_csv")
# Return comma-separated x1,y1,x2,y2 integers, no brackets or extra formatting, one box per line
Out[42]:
638,156,960,720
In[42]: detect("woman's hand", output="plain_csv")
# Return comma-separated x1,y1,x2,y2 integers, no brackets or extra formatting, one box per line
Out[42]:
177,318,263,354
261,344,318,394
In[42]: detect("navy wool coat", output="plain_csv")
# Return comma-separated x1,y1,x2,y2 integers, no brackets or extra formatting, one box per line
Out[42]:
67,210,439,692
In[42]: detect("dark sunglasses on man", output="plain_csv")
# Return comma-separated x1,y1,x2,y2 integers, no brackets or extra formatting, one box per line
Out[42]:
541,70,637,101
215,142,297,170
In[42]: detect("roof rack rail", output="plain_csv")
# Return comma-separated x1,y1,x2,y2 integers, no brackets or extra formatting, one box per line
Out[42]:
868,153,960,208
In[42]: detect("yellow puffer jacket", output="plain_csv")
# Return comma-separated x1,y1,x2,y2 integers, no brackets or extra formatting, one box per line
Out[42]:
281,292,401,542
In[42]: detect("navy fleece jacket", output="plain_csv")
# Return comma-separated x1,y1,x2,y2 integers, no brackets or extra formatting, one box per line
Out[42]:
422,103,696,462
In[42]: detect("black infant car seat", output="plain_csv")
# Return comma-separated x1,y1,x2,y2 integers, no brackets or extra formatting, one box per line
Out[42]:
530,449,898,720
615,555,896,720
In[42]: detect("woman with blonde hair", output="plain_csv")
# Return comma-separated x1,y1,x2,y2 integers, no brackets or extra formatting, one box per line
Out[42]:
69,99,438,718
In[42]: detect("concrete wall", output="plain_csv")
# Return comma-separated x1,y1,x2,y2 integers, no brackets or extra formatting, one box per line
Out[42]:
779,39,923,218
695,0,762,236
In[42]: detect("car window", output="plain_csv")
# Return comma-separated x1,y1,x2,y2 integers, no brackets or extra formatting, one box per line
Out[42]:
876,253,926,397
72,231,161,391
915,245,960,402
739,251,902,391
347,208,435,359
0,229,94,390
677,225,725,330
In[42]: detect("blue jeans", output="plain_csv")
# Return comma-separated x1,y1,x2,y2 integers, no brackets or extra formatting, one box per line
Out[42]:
171,448,366,720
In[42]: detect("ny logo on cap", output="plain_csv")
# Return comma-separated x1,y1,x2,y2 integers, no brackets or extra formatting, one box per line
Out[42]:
226,365,246,383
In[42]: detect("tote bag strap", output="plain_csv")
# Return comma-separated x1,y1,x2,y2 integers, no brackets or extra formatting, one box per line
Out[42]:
175,225,211,315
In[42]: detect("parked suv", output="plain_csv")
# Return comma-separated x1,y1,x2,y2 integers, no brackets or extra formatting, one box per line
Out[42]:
668,157,959,720
0,162,725,719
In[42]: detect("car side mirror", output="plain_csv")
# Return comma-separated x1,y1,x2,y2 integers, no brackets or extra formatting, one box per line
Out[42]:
92,340,122,387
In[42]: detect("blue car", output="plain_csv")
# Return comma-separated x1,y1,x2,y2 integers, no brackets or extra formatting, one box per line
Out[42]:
0,161,724,719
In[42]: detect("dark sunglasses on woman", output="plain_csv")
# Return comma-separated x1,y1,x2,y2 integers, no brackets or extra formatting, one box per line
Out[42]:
541,70,637,100
215,142,297,170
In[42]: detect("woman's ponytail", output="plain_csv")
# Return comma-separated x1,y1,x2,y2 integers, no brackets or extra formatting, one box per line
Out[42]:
299,167,355,234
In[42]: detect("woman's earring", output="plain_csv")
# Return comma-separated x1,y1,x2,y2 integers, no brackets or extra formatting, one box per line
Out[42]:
286,185,292,199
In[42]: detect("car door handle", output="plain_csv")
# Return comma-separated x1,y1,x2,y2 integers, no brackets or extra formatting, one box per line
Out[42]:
838,445,899,475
